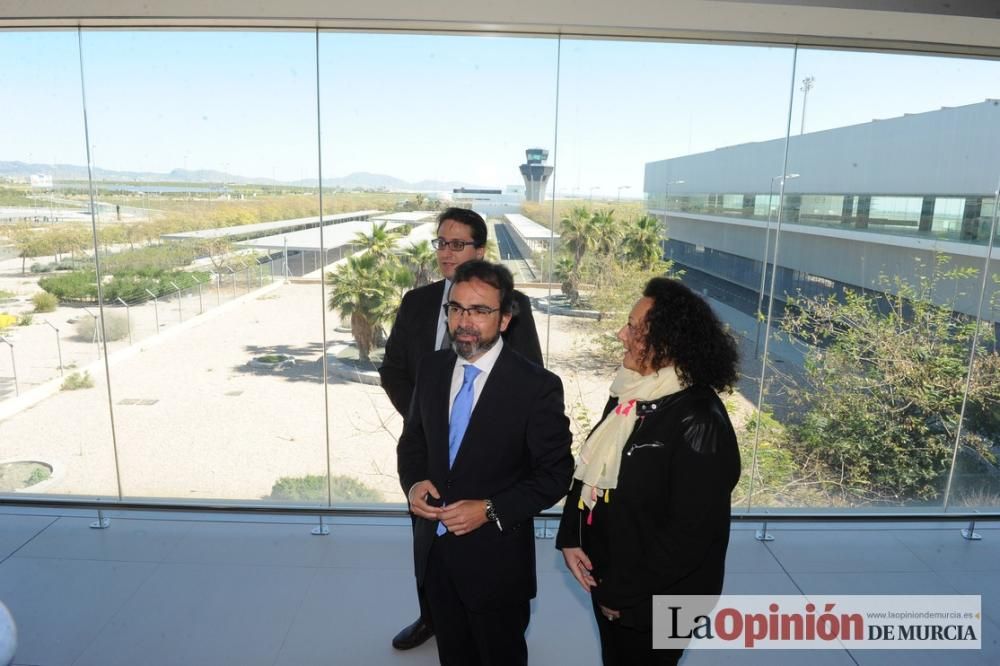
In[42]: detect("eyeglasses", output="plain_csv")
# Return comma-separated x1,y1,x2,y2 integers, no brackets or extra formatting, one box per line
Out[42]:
443,302,501,320
432,237,478,252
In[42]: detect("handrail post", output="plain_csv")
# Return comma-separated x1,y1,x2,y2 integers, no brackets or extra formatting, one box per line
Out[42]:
90,509,110,529
961,520,982,541
311,514,330,536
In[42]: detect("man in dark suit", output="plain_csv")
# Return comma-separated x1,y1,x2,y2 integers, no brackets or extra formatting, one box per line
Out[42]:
380,207,543,417
380,207,543,649
397,260,573,666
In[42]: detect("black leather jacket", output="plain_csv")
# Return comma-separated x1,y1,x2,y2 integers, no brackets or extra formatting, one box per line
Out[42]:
556,384,740,629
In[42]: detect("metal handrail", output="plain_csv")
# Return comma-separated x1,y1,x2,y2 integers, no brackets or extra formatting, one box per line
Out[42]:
0,495,996,523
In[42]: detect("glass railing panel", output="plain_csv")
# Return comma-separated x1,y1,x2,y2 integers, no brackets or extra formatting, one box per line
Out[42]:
552,38,795,512
755,47,1000,511
317,31,560,505
944,185,1000,513
73,29,326,503
0,30,121,499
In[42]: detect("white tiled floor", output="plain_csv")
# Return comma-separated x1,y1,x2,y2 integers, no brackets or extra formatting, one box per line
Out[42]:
0,510,996,665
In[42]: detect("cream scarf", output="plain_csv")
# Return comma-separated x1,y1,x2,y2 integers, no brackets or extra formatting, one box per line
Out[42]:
573,365,685,510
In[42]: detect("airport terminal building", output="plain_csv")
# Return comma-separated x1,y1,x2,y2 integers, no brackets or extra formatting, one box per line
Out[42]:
645,99,1000,318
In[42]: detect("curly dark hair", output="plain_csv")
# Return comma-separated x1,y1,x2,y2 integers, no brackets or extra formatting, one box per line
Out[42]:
640,277,740,392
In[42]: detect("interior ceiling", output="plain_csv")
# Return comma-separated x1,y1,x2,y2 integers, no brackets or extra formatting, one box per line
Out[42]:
718,0,1000,20
2,1,1000,56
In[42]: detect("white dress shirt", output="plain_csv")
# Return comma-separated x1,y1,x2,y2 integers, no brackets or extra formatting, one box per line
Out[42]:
434,279,452,351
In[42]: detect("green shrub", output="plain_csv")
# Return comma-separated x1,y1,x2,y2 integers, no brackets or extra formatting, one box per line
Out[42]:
38,270,99,302
104,268,210,302
17,313,33,326
268,474,382,503
74,312,129,342
31,292,58,313
55,258,93,271
61,371,94,390
0,289,14,299
39,267,211,303
102,244,200,272
256,354,288,363
26,467,51,486
30,259,87,273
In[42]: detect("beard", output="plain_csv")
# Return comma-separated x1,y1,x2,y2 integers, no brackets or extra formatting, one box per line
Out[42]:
450,325,501,360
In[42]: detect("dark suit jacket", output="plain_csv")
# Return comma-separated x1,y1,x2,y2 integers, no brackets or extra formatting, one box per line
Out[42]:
379,279,543,416
397,344,573,611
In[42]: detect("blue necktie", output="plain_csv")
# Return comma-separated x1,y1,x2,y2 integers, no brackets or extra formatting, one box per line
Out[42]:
449,363,482,467
437,363,481,536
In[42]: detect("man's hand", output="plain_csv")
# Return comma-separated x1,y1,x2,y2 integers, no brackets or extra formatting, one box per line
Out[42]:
562,547,596,592
438,499,489,536
599,605,621,621
407,480,442,520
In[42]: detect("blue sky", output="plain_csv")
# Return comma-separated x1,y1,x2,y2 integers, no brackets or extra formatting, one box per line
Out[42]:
1,29,998,195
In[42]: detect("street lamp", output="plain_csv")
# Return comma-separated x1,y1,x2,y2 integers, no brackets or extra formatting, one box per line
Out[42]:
664,179,685,213
754,173,800,359
82,306,101,359
116,297,132,345
169,281,182,322
800,76,815,135
145,288,160,331
42,320,63,376
617,185,631,203
194,274,205,314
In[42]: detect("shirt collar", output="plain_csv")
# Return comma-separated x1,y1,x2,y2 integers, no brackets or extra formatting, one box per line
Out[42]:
462,335,504,376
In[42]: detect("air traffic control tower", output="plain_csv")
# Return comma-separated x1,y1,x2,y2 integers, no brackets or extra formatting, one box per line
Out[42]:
519,148,554,203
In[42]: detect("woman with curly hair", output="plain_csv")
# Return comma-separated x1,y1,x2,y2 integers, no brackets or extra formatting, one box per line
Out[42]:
557,277,741,665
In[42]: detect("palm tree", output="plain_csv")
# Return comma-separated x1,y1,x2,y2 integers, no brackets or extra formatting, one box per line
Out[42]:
327,253,398,362
559,206,595,267
590,209,620,256
624,215,664,269
353,222,404,264
402,240,437,288
553,255,580,305
374,265,414,347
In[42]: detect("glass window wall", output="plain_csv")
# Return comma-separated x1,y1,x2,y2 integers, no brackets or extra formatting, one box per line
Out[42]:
0,27,997,516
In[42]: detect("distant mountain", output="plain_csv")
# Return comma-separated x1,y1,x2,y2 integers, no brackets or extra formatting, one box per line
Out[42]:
0,161,484,191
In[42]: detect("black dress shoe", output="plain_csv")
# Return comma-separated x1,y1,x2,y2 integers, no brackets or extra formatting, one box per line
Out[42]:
392,617,435,650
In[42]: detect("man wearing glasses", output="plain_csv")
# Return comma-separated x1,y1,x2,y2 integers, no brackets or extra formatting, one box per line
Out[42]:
397,260,572,665
380,207,543,650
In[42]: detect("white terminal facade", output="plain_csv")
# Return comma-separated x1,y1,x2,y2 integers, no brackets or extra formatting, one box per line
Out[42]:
645,99,1000,318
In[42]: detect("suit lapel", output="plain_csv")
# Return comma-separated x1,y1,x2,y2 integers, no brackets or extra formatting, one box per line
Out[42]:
420,280,446,353
430,351,457,472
